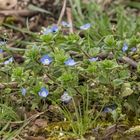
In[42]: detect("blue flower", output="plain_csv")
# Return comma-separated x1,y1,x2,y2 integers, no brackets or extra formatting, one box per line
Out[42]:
131,47,137,52
0,49,3,53
51,25,59,32
61,92,72,103
3,57,13,65
21,88,26,96
40,55,52,65
0,41,6,46
103,104,116,113
89,57,98,62
61,21,71,27
43,28,52,34
38,87,49,98
64,58,77,66
43,25,58,35
122,43,128,52
80,23,91,30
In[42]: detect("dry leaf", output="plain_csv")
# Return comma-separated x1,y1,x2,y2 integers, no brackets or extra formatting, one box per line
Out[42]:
0,0,17,10
26,136,46,140
34,118,48,128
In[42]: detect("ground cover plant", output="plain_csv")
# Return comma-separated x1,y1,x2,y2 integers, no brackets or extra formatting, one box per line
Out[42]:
0,0,140,139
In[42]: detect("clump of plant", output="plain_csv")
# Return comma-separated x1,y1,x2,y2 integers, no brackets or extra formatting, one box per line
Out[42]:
0,3,140,138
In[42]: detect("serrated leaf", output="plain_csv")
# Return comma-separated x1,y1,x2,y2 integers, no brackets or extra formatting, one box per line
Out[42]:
121,88,133,97
113,79,123,87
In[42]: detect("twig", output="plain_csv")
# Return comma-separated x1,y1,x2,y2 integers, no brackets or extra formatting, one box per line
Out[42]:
12,112,45,139
74,87,82,96
57,0,67,26
66,7,73,33
80,47,91,58
97,52,109,59
121,56,138,68
0,82,18,89
97,52,138,68
0,121,24,124
0,10,36,17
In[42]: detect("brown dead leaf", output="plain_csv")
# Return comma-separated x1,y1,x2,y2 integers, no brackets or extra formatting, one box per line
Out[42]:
29,125,40,133
103,124,117,139
0,0,17,10
26,136,46,140
34,118,48,128
0,16,4,24
83,0,90,4
95,0,112,8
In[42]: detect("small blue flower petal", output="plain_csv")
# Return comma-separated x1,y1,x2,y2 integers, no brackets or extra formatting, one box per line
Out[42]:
61,92,72,103
51,25,59,32
3,57,13,65
103,107,112,113
0,41,6,46
21,88,26,96
64,58,77,66
61,21,71,27
89,57,98,62
43,28,52,34
40,55,52,65
131,47,137,52
122,43,128,52
0,49,3,53
43,25,58,35
38,87,49,98
80,23,91,30
103,104,116,113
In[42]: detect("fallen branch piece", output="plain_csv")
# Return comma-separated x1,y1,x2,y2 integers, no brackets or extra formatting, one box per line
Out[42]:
0,9,36,17
57,0,67,26
121,56,138,68
66,7,73,33
0,82,18,89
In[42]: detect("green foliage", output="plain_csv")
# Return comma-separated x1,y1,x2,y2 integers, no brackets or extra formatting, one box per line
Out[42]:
0,104,19,122
61,92,95,138
0,0,140,138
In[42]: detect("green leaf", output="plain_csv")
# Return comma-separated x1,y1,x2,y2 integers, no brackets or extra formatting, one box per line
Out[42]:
98,75,109,84
119,70,130,79
113,79,124,87
121,88,133,97
104,35,116,48
100,60,118,70
127,1,140,9
87,64,97,73
28,4,52,15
